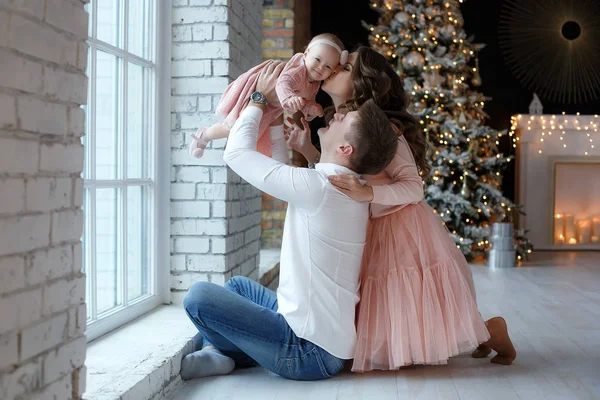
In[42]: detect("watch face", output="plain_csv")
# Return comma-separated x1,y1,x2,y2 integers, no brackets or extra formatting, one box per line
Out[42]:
251,92,264,103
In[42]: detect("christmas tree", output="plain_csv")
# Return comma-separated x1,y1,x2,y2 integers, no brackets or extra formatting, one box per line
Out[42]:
365,0,533,261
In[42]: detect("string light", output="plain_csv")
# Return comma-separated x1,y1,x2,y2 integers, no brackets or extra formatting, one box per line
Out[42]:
511,114,598,156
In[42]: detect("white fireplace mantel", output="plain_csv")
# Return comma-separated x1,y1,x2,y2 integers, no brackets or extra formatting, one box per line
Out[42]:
516,114,600,250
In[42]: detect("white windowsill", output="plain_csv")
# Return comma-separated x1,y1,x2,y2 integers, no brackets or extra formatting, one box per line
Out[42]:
84,249,281,400
84,305,196,400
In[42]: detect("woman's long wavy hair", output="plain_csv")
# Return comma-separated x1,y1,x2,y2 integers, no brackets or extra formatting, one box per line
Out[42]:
328,46,430,177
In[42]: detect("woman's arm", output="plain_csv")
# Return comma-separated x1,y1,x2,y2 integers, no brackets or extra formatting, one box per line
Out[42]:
370,154,424,206
328,145,424,206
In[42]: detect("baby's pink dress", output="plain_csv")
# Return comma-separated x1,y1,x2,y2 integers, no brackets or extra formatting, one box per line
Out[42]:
352,135,490,372
215,53,320,157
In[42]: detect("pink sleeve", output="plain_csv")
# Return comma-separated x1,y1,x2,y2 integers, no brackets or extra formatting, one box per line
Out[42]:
371,139,425,206
276,53,305,109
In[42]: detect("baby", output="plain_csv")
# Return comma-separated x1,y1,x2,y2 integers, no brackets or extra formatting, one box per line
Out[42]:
189,33,347,158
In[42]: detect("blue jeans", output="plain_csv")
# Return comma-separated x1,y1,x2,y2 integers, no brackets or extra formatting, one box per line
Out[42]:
183,276,346,380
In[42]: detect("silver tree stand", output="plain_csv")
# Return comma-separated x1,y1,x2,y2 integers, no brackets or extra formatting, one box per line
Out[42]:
488,223,516,268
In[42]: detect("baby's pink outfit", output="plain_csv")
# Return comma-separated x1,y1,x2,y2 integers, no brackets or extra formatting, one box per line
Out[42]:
215,53,321,158
352,135,490,372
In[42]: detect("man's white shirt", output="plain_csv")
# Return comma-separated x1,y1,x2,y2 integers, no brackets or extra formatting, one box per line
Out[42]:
223,106,369,359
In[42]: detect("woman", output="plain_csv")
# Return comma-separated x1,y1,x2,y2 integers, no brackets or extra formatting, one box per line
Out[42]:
287,46,516,372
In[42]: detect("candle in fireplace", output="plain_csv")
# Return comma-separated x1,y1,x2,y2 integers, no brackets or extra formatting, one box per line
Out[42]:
554,214,565,244
593,217,600,238
578,220,592,244
564,214,576,244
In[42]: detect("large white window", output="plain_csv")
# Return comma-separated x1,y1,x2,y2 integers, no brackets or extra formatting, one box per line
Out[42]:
84,0,170,341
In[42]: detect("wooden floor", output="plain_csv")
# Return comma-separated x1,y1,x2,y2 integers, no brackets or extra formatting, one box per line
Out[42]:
170,251,600,400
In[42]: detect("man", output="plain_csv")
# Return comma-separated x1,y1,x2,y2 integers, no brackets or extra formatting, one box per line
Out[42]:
181,61,398,381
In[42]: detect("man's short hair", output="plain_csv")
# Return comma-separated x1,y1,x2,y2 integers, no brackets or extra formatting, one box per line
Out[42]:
346,99,398,175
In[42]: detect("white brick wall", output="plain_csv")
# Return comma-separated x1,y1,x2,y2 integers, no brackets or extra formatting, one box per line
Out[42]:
171,0,263,299
0,1,88,399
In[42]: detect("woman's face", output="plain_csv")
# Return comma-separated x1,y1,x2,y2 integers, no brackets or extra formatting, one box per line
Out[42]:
321,51,357,104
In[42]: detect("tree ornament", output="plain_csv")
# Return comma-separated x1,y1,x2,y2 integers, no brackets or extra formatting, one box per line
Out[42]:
471,56,482,87
423,70,446,88
394,11,411,23
439,25,454,38
460,172,471,198
402,51,425,70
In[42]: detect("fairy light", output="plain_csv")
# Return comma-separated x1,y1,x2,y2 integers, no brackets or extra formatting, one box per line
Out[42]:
512,113,598,156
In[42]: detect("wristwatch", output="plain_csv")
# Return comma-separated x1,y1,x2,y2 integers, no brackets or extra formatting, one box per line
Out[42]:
250,91,269,106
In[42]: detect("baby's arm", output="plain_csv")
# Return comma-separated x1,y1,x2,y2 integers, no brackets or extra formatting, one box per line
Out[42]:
276,73,301,111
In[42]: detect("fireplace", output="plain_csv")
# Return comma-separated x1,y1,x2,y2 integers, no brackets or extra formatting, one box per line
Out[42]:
516,114,600,250
551,159,600,246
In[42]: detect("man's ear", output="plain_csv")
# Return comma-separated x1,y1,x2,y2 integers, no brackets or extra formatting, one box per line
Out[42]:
339,143,354,157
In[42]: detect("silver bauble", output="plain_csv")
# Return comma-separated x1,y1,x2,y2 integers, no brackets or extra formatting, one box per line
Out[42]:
460,178,471,198
402,51,425,70
394,11,411,23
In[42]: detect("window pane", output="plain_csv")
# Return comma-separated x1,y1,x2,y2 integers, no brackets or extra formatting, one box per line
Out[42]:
83,47,92,180
97,0,120,47
96,188,121,314
128,0,149,59
84,188,92,322
127,186,148,300
85,3,92,38
95,51,120,180
127,63,144,179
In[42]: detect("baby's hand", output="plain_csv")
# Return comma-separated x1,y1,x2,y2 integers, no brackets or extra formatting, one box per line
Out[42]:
287,96,305,112
302,101,324,121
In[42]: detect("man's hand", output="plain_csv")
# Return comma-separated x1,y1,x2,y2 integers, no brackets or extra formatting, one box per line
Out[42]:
255,60,285,107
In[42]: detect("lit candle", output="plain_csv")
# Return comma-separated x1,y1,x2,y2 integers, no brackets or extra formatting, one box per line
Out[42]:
593,217,600,238
554,214,565,244
564,214,576,242
569,238,577,245
578,220,592,244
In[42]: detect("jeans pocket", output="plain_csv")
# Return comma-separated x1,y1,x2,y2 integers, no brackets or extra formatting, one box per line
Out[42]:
315,347,345,377
275,347,337,381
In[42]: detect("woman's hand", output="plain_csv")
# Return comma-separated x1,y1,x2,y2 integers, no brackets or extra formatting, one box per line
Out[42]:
328,175,374,202
285,115,320,163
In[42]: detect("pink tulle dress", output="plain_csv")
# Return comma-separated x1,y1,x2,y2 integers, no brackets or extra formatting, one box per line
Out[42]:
352,135,491,372
215,53,320,157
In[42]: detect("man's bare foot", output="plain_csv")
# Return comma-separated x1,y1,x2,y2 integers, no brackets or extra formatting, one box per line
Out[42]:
471,344,492,358
483,317,516,365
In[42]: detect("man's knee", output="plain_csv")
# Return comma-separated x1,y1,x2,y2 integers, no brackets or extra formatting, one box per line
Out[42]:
183,281,216,314
224,275,252,292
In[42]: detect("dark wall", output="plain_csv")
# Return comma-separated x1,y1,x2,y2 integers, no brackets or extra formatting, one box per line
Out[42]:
310,0,600,201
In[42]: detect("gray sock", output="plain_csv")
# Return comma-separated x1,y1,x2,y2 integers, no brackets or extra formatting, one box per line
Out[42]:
180,348,235,380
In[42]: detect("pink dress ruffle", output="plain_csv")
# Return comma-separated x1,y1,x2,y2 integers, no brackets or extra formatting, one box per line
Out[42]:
352,201,491,372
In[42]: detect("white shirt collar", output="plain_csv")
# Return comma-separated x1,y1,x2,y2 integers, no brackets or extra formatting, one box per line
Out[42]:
314,162,360,177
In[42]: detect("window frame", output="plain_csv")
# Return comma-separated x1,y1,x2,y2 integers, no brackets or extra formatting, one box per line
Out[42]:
84,0,171,342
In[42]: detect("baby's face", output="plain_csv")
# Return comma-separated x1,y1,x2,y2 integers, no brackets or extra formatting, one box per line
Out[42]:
304,44,341,82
